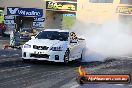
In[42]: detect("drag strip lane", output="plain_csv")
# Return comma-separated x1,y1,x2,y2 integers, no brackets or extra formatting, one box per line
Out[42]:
0,57,78,88
1,49,131,88
0,65,76,88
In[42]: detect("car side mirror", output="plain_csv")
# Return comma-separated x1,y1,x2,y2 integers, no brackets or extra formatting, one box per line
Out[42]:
31,36,35,39
70,41,77,43
70,39,78,43
78,38,85,40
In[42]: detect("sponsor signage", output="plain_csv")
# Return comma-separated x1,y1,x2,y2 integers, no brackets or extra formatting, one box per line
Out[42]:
4,15,15,24
4,20,15,24
7,7,43,17
33,22,44,28
63,14,76,16
4,15,15,20
76,66,131,84
33,17,45,22
116,6,132,14
33,17,45,28
46,1,77,12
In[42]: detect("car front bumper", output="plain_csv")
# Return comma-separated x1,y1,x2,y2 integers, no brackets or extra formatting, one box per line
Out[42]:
22,48,66,62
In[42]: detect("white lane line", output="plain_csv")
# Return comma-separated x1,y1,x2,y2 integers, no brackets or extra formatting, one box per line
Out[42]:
1,55,7,57
128,85,132,86
70,84,80,88
0,66,31,72
13,54,19,56
61,78,80,88
115,84,124,86
61,82,80,88
120,56,132,59
0,58,20,63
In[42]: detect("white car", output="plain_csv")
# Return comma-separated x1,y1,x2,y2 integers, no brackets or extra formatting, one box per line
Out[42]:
22,29,86,63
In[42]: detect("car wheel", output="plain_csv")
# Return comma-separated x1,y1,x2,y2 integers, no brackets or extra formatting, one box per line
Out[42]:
22,58,30,63
64,50,70,64
79,53,83,61
79,50,84,61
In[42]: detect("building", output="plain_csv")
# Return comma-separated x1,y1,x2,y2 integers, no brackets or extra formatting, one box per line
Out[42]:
0,0,77,31
0,0,131,31
77,0,132,25
0,0,45,31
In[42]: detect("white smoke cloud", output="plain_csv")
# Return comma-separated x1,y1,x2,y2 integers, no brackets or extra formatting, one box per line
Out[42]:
71,20,132,62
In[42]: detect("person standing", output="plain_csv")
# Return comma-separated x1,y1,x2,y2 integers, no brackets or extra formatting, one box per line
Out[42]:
0,21,6,36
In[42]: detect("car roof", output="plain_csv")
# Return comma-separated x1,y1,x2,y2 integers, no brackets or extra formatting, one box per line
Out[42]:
44,29,69,32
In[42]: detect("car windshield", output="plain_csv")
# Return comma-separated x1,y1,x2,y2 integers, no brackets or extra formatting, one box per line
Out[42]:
36,31,69,41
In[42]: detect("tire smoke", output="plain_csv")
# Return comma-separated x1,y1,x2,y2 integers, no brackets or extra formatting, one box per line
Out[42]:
71,20,132,62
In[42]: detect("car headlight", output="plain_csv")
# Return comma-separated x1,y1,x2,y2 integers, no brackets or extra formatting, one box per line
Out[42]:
50,46,63,51
23,44,31,48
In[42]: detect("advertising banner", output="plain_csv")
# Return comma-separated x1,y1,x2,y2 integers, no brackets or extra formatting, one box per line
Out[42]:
4,15,15,24
33,22,44,28
77,66,130,84
116,6,132,14
4,15,15,20
46,1,77,12
33,17,45,22
7,7,43,17
33,17,45,28
4,20,15,24
63,14,76,16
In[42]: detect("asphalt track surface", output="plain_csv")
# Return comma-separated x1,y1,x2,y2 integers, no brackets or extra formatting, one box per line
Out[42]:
0,49,132,88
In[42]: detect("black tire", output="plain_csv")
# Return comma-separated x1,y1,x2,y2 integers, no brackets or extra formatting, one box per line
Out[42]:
79,53,83,61
64,50,70,64
22,58,30,63
79,50,84,61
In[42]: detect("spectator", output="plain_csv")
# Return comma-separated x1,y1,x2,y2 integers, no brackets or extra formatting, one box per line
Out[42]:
0,21,6,36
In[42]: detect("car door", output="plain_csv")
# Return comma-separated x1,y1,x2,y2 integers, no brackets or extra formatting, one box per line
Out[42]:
69,32,80,59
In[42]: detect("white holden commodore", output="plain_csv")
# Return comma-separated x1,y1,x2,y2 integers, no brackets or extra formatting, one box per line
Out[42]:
22,29,86,64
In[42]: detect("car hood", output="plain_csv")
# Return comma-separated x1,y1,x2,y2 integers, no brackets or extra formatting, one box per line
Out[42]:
26,39,67,47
